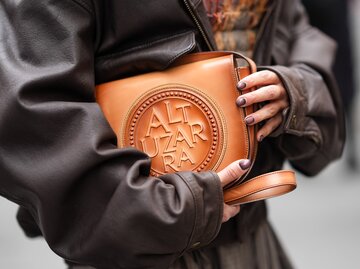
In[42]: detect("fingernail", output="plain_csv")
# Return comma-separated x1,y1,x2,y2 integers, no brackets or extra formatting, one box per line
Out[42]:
236,97,246,107
258,135,264,142
237,81,247,90
245,116,254,125
239,159,251,170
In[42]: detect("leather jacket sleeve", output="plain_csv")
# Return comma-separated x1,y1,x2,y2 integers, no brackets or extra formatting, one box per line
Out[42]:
0,1,223,268
260,0,345,175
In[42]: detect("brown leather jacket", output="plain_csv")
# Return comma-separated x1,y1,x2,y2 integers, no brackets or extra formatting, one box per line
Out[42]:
0,0,344,268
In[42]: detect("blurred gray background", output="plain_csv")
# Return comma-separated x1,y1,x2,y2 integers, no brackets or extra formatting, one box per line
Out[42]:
1,1,360,268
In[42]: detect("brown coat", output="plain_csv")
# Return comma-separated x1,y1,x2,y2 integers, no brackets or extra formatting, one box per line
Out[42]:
0,0,344,268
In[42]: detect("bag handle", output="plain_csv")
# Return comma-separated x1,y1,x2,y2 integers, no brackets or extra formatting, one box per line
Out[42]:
224,170,296,205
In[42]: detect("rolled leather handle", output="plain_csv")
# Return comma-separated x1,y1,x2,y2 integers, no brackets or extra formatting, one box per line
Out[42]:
223,170,296,205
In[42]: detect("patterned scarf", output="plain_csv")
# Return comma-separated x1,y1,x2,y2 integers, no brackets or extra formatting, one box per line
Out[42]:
203,0,269,57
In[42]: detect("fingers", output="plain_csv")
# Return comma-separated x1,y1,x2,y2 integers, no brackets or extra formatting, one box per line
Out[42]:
222,204,240,223
257,113,283,141
243,99,288,126
217,159,251,187
237,70,280,90
244,102,286,141
235,70,290,141
236,84,287,107
217,160,250,223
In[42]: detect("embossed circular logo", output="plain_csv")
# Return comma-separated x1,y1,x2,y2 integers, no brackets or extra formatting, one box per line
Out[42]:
122,85,226,176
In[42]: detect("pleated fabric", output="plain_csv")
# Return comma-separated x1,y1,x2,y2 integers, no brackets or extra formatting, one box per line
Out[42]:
168,220,293,269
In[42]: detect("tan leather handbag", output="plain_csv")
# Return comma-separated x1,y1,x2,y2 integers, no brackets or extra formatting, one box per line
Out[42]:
96,51,296,205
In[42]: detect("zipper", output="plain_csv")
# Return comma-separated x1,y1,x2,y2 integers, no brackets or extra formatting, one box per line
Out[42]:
183,0,214,51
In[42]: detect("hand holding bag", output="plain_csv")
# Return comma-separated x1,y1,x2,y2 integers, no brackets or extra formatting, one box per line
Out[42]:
96,52,296,205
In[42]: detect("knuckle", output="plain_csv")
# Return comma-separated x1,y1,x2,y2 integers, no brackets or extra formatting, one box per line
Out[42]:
266,86,278,99
277,84,287,96
278,88,285,98
267,114,282,131
263,71,272,81
269,71,280,81
225,166,239,180
281,99,290,108
267,104,278,117
262,70,277,82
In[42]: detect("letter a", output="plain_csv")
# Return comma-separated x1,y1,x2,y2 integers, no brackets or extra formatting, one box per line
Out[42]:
145,108,170,137
177,149,195,168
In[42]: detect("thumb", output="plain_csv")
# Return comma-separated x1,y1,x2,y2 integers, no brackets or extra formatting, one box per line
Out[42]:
217,159,251,187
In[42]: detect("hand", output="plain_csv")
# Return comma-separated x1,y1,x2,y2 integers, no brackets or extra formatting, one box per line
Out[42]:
236,70,289,141
217,159,251,223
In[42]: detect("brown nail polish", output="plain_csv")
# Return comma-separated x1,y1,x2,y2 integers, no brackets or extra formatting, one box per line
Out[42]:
245,116,254,125
237,81,247,90
236,97,246,107
239,159,251,170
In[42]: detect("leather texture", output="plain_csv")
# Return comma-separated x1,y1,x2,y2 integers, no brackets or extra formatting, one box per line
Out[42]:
224,170,296,205
0,1,344,268
96,52,296,205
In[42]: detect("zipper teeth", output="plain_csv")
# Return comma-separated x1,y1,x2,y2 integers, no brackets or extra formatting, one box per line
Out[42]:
183,0,214,51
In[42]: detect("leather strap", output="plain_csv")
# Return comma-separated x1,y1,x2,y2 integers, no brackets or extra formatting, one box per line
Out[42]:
223,170,296,205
